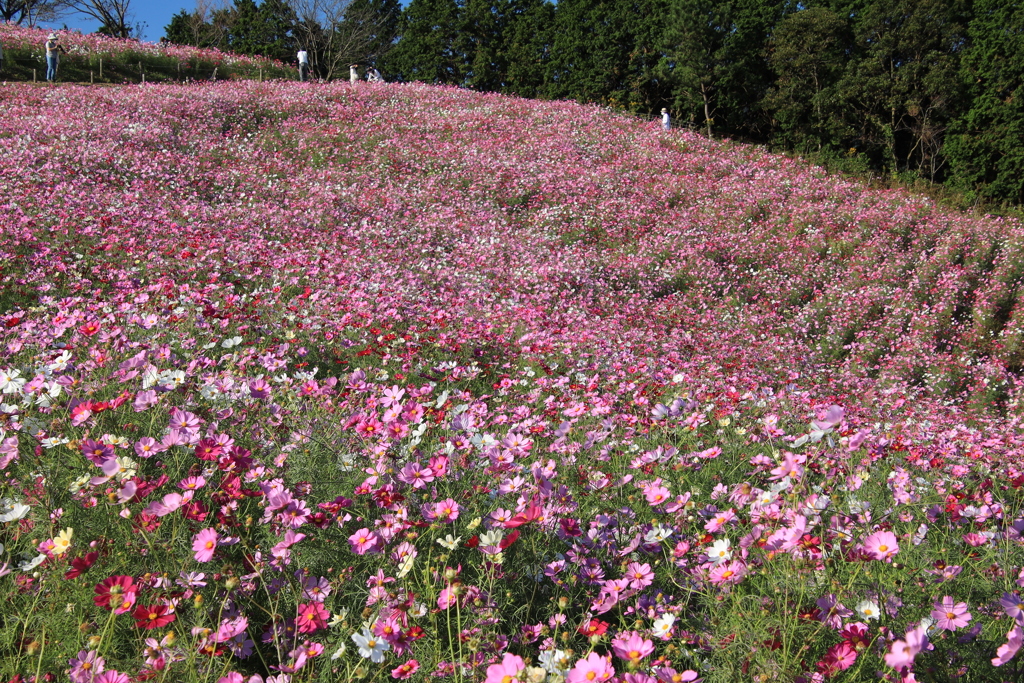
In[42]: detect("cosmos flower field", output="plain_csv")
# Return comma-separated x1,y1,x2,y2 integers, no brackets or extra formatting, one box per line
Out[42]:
4,80,1024,682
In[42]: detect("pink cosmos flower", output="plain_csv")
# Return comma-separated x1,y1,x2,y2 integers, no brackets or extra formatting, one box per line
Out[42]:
655,668,700,683
348,527,380,555
819,642,857,674
624,562,655,590
391,659,420,679
930,596,971,631
69,649,105,683
884,626,928,671
192,528,219,562
295,602,329,634
567,652,615,683
431,498,461,523
861,530,899,561
611,630,655,663
993,623,1024,666
708,560,747,585
484,653,526,683
94,671,131,683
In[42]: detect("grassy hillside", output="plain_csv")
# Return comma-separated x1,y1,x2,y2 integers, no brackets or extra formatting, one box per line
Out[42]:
2,81,1024,682
0,25,292,83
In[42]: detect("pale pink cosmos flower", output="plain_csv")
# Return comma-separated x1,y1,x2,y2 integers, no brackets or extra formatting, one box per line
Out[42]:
884,626,928,671
624,562,655,590
484,652,526,683
69,649,105,683
708,560,747,586
192,528,219,562
930,596,971,631
567,652,615,683
861,530,899,561
993,623,1024,666
611,630,655,663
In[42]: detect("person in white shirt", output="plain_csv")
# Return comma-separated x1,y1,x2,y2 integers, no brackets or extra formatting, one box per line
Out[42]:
45,33,66,82
661,108,671,131
366,66,382,83
350,64,359,83
297,49,309,81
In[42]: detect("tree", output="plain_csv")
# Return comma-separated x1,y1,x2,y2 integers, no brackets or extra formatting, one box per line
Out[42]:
229,0,297,60
766,7,853,151
0,0,62,25
162,0,233,49
834,0,970,177
946,0,1024,204
501,0,554,98
382,0,464,84
338,0,401,65
661,0,791,136
61,0,136,38
546,0,667,112
659,0,733,135
291,0,397,79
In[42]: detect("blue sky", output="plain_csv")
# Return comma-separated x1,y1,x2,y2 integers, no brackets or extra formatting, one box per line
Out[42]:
47,0,411,44
44,0,196,42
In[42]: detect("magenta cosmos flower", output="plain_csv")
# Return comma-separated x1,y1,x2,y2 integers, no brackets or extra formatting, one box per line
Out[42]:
192,528,219,562
295,602,329,634
861,530,899,561
931,596,971,631
567,652,615,683
484,653,526,683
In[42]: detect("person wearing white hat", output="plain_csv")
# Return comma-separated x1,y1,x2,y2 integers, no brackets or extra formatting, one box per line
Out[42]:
44,33,66,82
350,63,359,83
661,108,671,131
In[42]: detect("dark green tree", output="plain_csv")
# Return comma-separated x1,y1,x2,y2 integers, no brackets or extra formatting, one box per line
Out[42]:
659,0,733,135
229,0,297,61
946,0,1024,204
502,0,554,98
546,0,667,112
833,0,970,177
382,0,465,84
766,7,853,151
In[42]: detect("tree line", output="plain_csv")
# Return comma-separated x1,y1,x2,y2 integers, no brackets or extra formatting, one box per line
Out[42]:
5,0,1019,205
161,0,1024,207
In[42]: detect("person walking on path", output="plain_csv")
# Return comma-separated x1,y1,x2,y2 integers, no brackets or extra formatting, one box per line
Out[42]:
45,33,66,82
297,48,309,82
661,108,671,131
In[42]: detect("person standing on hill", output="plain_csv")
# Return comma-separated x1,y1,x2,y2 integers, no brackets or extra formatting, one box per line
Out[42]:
45,33,66,82
661,108,671,131
0,40,5,74
297,48,309,82
350,64,359,83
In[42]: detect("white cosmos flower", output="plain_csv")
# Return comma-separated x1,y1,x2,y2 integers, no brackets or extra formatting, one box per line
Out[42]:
351,627,390,663
706,538,732,565
0,499,30,523
436,534,460,550
18,553,46,572
651,612,676,639
856,599,881,621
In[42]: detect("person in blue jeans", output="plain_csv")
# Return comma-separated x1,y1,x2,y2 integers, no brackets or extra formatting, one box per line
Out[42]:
45,33,66,82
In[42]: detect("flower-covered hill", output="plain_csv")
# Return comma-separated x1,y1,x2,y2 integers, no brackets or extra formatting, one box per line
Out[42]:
3,81,1024,682
0,24,290,82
